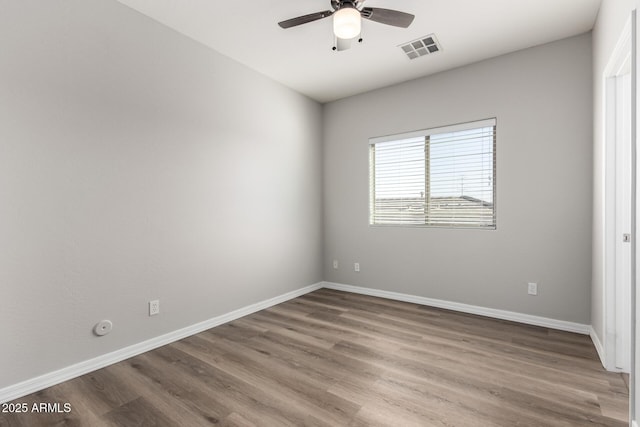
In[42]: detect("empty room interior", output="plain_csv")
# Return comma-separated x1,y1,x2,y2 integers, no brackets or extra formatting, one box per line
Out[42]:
1,0,640,426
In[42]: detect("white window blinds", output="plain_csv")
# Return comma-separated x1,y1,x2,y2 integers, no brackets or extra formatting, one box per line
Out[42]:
369,118,496,228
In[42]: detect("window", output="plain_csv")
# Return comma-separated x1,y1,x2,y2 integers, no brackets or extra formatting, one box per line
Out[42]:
369,118,496,228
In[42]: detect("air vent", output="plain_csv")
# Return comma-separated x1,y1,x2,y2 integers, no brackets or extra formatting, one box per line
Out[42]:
399,34,441,60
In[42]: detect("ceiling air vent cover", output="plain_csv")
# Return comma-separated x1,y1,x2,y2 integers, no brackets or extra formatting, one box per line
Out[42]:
399,34,441,60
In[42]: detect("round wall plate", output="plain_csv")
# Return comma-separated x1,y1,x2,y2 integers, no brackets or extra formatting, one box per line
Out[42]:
93,320,113,336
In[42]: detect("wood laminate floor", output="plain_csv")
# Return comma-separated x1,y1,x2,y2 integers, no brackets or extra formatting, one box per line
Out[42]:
0,289,629,426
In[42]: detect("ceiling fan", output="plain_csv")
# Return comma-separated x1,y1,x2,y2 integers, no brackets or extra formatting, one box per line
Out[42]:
278,0,415,51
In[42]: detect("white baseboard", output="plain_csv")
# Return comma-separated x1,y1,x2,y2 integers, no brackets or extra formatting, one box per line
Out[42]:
633,421,638,427
0,282,323,404
0,280,601,403
322,282,591,335
589,326,607,369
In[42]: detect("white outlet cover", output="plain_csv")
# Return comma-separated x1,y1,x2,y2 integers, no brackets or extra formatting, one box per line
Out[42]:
149,300,160,316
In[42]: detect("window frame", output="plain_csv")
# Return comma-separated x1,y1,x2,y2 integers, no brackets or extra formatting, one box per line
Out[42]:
368,118,497,229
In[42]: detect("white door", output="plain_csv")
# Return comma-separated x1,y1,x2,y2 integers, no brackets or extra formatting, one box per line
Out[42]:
615,71,632,371
604,19,632,373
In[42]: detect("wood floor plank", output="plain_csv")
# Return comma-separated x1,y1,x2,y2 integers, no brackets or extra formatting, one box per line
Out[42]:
173,339,360,425
221,412,257,427
0,289,629,426
106,359,219,427
126,353,229,424
147,344,328,426
102,397,176,427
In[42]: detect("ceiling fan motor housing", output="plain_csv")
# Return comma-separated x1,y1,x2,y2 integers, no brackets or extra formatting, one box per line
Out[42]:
331,0,362,11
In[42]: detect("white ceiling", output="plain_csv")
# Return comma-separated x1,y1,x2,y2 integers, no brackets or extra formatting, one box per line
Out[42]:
116,0,602,103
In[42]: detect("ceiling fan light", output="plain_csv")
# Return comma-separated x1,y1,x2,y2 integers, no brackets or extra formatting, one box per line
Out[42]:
333,7,361,39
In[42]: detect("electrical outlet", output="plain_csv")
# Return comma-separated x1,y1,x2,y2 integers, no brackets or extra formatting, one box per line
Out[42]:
149,300,160,316
527,282,538,296
333,259,339,269
354,262,360,272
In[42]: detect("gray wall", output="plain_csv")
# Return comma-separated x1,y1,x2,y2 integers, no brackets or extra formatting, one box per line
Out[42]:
323,33,593,324
0,0,322,389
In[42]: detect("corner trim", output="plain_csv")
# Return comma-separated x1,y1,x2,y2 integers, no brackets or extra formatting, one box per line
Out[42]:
0,282,323,404
322,282,591,335
590,326,607,369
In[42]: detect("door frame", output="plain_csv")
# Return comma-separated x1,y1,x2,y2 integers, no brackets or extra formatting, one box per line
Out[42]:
603,17,632,373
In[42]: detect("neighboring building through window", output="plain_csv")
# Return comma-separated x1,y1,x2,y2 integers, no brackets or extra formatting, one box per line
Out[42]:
369,118,496,228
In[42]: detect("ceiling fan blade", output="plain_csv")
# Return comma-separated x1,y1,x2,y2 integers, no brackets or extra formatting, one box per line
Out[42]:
361,8,415,28
278,11,333,29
